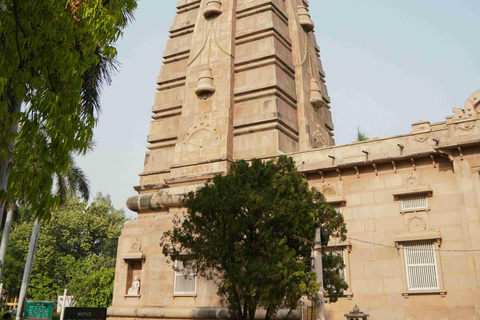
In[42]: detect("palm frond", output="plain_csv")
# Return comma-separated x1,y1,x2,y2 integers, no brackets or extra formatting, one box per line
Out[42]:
80,45,120,117
55,173,68,205
102,0,137,26
66,165,90,202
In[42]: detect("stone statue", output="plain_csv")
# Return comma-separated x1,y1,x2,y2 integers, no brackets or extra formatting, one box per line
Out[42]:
127,276,141,295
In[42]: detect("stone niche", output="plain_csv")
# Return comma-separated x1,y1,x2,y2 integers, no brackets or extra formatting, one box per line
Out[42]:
123,239,145,297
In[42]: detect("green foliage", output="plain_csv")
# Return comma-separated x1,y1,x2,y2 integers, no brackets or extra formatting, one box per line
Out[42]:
322,252,349,300
0,0,137,220
67,267,116,308
2,193,126,306
162,156,347,320
356,127,369,142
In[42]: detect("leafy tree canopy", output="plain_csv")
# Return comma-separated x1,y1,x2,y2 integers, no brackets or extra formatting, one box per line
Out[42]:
2,193,126,307
0,0,137,220
162,156,348,320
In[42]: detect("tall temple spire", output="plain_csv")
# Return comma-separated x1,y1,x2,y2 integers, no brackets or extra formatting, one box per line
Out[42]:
128,0,333,203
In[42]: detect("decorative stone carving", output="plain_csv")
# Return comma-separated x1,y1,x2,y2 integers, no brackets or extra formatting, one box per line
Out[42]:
298,5,315,32
407,216,427,232
183,116,221,159
131,239,142,253
310,79,323,106
450,90,479,131
204,0,222,18
465,89,480,113
452,107,475,121
127,276,141,296
405,173,419,188
321,183,336,197
311,125,326,149
195,66,216,98
458,121,476,131
413,133,429,143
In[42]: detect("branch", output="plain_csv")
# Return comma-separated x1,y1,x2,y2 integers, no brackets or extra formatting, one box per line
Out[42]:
12,0,25,66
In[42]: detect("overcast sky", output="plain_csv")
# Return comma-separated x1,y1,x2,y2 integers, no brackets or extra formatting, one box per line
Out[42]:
76,0,480,218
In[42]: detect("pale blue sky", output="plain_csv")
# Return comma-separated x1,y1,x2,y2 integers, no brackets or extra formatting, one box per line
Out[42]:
77,0,480,217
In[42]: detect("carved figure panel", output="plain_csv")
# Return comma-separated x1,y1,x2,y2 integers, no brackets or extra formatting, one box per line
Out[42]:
127,276,141,296
131,239,142,253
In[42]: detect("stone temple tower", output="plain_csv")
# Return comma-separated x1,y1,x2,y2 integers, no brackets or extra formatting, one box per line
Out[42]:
109,0,333,319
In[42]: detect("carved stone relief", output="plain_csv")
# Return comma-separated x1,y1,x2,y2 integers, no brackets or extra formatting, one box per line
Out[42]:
312,125,326,149
321,183,336,197
404,173,419,188
407,216,427,232
127,276,141,296
131,239,142,253
413,133,429,144
183,115,221,160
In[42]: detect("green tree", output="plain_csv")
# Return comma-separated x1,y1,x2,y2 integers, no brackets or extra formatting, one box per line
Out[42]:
161,156,347,320
0,0,136,289
2,193,126,306
0,0,137,221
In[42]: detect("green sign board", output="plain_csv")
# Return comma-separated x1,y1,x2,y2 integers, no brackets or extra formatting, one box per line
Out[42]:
24,302,53,320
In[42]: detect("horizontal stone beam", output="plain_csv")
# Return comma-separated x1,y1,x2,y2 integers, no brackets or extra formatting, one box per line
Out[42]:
126,185,203,212
107,307,300,320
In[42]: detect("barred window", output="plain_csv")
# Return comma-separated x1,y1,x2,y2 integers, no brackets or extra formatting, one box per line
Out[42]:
404,241,439,291
174,260,197,295
331,203,342,214
400,194,428,211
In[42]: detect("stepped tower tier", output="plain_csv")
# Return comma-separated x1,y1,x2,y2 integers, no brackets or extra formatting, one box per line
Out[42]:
112,1,333,319
132,0,333,196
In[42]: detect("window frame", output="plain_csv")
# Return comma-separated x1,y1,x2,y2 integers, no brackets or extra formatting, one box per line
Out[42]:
173,260,198,297
403,241,440,291
396,236,446,297
324,244,353,299
392,188,432,214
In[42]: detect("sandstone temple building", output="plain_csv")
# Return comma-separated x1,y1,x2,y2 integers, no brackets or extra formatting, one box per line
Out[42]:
107,1,480,319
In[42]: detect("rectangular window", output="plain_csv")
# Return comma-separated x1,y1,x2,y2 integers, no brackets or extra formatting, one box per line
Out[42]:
404,241,439,291
174,260,197,295
328,248,346,280
331,203,342,214
324,246,352,298
400,194,428,211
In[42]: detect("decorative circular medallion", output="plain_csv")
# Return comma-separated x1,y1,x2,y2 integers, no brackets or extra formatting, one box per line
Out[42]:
186,128,218,154
408,217,426,232
405,173,419,188
321,184,336,197
183,117,221,159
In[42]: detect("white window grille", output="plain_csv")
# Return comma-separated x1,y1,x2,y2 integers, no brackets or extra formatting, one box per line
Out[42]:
174,260,197,295
404,241,439,291
331,203,342,214
400,194,428,211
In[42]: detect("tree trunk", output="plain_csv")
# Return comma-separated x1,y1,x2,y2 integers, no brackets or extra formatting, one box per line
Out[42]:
0,98,22,284
0,158,9,227
0,203,14,282
0,100,22,202
16,219,40,320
